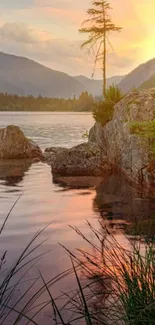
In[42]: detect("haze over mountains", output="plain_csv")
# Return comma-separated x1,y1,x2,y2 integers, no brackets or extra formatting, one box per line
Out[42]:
74,75,124,97
119,58,155,93
0,52,154,98
0,52,123,98
140,74,155,90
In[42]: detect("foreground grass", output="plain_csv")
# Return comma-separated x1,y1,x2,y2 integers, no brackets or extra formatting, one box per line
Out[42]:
50,222,155,325
1,200,155,325
0,198,74,325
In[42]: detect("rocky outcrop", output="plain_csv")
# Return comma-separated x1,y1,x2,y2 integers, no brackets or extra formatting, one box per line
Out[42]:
89,89,155,190
44,147,68,166
51,142,110,176
0,125,43,159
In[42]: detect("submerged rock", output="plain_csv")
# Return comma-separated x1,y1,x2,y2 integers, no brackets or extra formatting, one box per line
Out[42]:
0,125,43,159
51,142,110,176
89,88,155,190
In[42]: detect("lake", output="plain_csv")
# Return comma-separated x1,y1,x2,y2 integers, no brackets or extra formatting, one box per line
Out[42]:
0,112,155,324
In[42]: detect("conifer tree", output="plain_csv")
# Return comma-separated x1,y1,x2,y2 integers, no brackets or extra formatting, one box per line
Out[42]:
79,1,122,97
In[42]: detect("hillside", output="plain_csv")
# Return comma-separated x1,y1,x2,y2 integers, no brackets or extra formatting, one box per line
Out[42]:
140,74,155,89
0,52,85,98
74,75,124,96
119,57,155,93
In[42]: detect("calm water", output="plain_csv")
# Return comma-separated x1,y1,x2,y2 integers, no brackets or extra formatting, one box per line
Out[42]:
0,112,155,324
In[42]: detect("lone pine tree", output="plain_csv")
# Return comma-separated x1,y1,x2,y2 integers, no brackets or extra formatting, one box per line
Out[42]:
79,1,122,97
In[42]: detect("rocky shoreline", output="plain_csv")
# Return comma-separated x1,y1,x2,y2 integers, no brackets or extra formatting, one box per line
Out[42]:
44,142,110,176
89,88,155,192
0,89,155,195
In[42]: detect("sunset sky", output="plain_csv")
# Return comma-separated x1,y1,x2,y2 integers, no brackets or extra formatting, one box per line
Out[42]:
0,0,154,78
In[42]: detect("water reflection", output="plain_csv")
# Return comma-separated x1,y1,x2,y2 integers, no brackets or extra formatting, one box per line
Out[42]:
53,175,103,190
0,159,32,186
53,172,155,239
93,172,155,238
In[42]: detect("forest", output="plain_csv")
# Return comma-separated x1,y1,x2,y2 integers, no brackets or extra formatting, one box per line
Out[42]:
0,91,94,112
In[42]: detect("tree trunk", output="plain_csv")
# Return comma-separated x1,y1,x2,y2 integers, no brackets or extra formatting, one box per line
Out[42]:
103,32,106,98
102,2,106,99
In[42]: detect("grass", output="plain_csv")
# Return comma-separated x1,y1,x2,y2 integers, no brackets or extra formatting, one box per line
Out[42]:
0,197,74,325
1,198,155,325
49,222,155,325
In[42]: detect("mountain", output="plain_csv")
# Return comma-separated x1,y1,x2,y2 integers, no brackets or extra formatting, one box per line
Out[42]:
0,52,85,98
119,58,155,93
140,74,155,89
0,52,125,98
74,75,124,96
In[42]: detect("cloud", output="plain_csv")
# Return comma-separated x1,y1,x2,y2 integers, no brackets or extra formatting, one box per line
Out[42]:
0,0,33,10
0,21,140,77
34,0,88,10
0,0,155,79
0,22,51,43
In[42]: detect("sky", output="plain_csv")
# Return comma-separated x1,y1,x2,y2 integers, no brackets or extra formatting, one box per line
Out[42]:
0,0,154,78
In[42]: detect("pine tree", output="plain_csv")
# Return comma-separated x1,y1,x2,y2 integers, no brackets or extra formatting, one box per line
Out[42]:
79,1,122,97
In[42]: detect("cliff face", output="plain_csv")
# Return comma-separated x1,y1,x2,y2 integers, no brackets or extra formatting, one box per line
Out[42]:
89,89,155,190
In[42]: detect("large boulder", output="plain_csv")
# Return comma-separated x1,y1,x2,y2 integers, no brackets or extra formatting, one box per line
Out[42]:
52,142,110,176
0,125,43,159
89,89,155,190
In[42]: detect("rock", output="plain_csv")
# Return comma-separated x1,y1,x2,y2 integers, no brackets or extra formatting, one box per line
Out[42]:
0,125,43,159
52,142,110,176
45,147,68,155
43,151,56,166
89,89,155,190
44,147,68,166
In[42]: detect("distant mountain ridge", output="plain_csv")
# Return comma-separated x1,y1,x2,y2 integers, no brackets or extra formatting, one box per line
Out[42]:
0,52,154,98
0,52,125,99
140,74,155,89
74,75,124,96
0,52,85,98
119,58,155,93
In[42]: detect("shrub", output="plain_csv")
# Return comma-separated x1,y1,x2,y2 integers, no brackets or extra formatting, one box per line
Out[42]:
93,85,123,126
105,85,123,103
93,100,114,126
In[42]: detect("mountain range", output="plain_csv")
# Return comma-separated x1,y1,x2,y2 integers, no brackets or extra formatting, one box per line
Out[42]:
0,52,154,98
140,74,155,90
74,75,124,97
0,52,123,98
119,58,155,93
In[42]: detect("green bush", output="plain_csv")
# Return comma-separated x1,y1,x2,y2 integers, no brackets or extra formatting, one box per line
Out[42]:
93,85,123,126
93,100,114,126
105,85,123,103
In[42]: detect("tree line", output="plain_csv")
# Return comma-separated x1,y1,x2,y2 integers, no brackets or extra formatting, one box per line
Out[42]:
0,92,94,112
